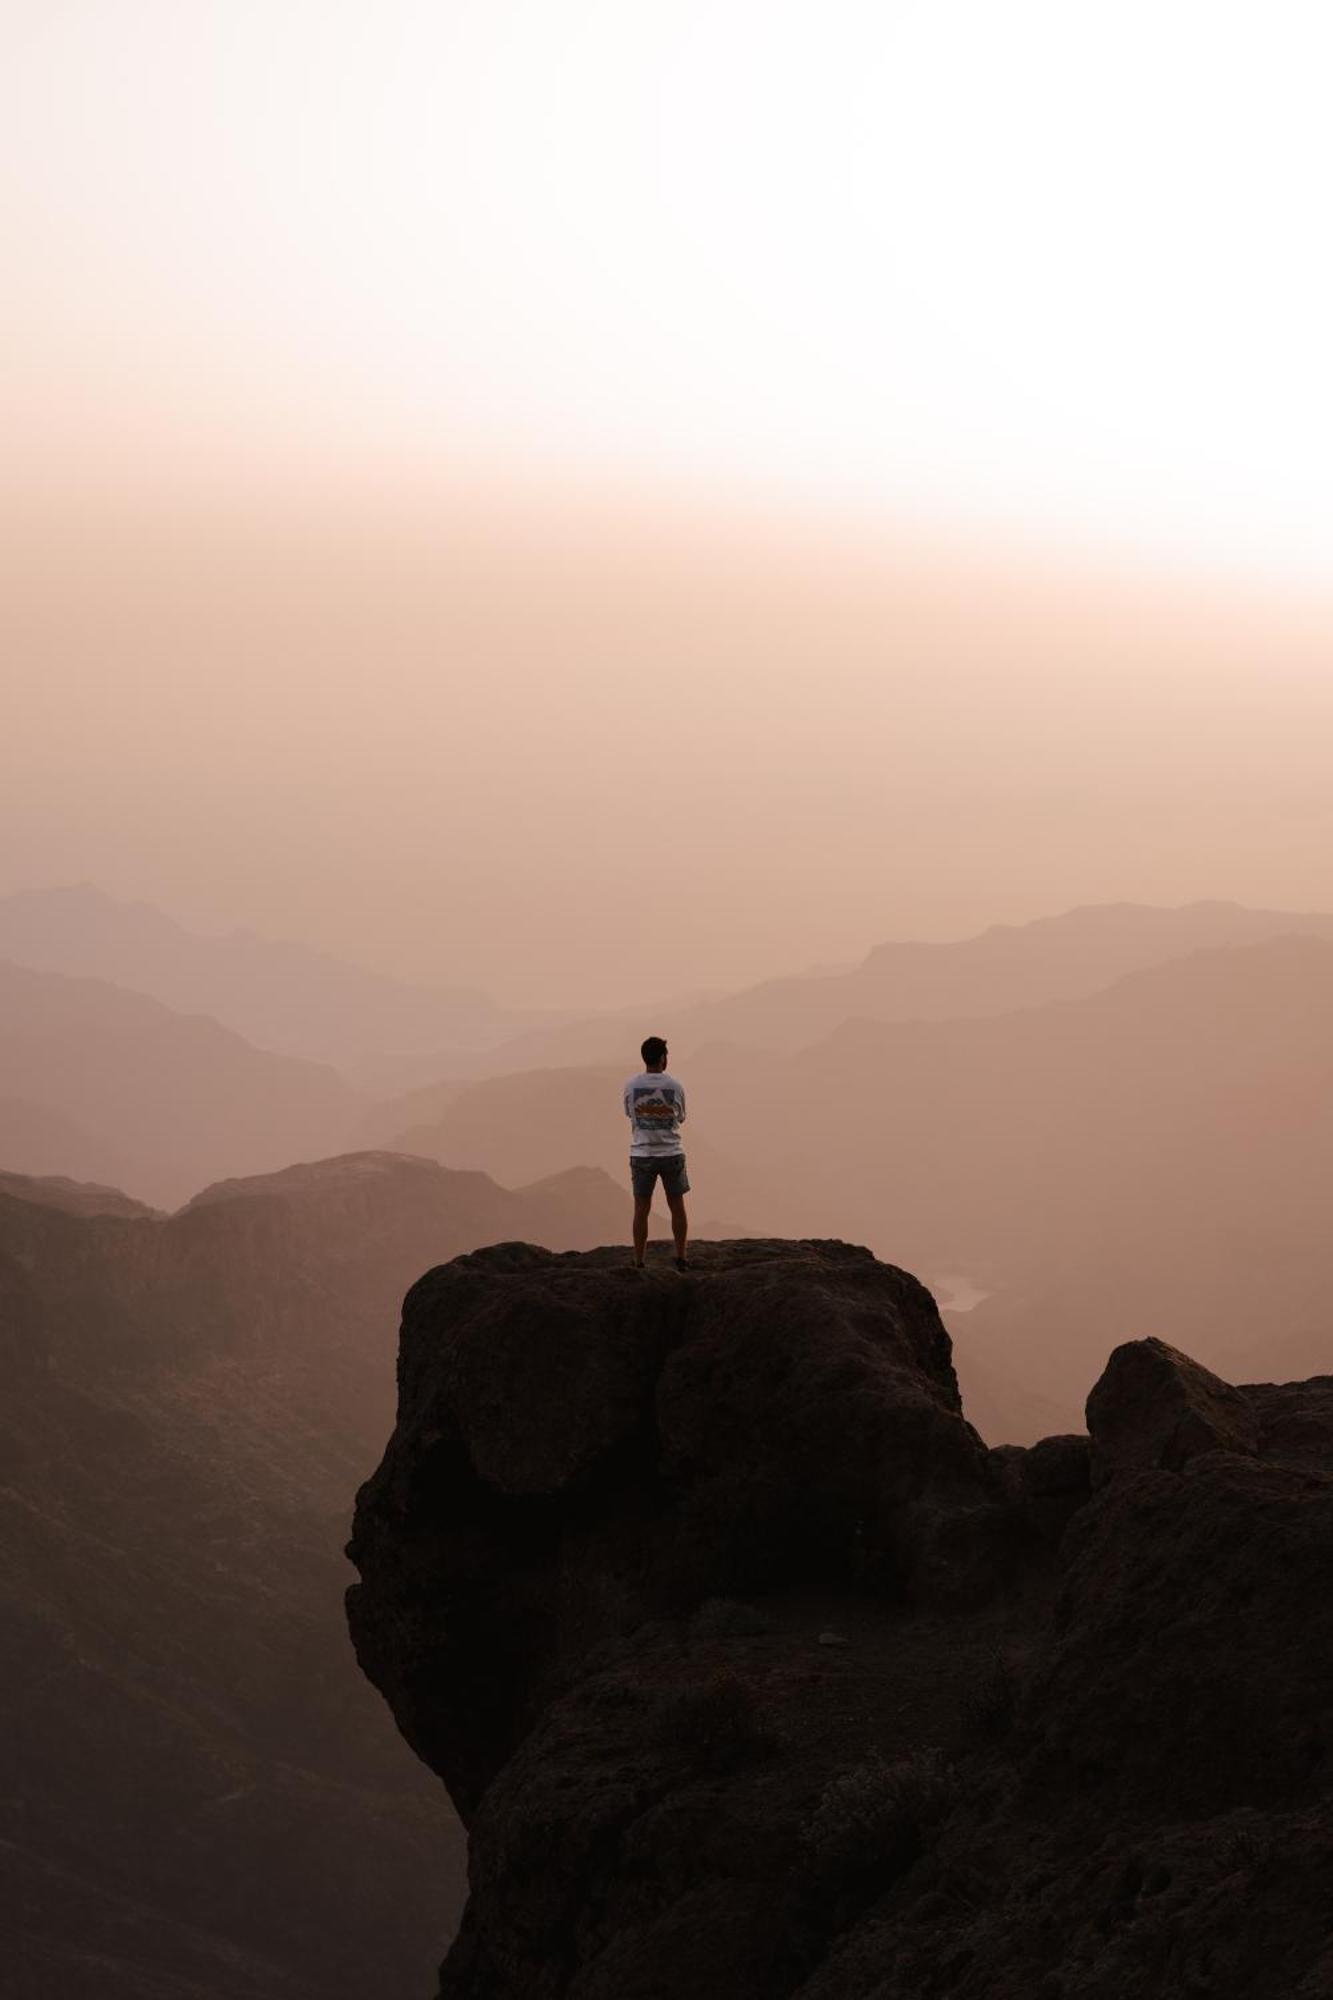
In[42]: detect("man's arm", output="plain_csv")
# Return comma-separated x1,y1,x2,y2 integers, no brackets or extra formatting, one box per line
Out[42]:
676,1084,686,1125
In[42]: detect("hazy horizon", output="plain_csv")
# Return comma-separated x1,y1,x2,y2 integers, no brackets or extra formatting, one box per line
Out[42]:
8,4,1333,1008
7,473,1333,1012
7,868,1333,1021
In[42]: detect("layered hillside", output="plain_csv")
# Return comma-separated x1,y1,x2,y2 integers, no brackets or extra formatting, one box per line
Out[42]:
411,899,1333,1075
0,957,360,1204
0,884,547,1089
348,1240,1333,1999
3,1154,631,2000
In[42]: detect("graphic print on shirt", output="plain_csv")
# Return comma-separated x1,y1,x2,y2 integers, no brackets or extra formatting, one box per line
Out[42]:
630,1084,683,1151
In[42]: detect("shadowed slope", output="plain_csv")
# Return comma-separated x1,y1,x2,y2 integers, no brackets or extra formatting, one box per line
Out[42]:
3,1154,634,2000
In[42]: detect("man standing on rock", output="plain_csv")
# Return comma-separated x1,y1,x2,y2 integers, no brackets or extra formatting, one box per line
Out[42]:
624,1036,690,1271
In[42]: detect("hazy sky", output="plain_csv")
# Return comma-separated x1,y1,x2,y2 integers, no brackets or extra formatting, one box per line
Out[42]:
6,479,1332,1006
8,0,1333,574
4,3,1332,1007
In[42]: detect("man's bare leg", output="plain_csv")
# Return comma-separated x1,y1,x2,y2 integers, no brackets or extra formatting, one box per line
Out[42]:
632,1194,652,1266
666,1190,688,1266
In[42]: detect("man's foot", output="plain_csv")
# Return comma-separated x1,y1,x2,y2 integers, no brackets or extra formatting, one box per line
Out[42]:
632,1257,645,1269
674,1257,690,1273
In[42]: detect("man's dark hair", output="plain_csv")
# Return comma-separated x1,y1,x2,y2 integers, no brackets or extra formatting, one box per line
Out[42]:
641,1035,668,1067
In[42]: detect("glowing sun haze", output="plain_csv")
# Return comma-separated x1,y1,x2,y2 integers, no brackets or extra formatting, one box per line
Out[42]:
4,2,1332,1009
7,0,1333,575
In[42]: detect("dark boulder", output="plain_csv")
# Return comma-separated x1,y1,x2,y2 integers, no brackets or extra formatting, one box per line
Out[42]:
1031,1450,1333,1815
1086,1335,1260,1482
986,1431,1092,1548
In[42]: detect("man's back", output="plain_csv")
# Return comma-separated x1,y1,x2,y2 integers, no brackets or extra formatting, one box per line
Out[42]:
623,1070,687,1156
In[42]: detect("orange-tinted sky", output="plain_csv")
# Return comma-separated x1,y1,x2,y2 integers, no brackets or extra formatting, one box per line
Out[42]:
5,470,1332,1008
8,1,1333,575
5,3,1333,1007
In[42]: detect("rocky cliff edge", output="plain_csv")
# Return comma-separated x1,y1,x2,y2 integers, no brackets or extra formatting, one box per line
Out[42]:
347,1239,1333,2000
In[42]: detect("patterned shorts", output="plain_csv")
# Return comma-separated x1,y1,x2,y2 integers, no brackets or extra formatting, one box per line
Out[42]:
630,1153,689,1198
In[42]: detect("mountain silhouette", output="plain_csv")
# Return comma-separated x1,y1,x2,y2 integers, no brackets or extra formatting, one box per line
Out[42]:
0,956,359,1203
430,899,1333,1076
3,1152,632,1998
0,885,553,1089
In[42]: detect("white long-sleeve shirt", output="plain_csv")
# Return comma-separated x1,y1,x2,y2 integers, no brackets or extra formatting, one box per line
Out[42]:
622,1070,687,1157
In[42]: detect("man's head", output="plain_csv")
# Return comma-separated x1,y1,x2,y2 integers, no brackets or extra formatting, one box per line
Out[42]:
641,1035,668,1071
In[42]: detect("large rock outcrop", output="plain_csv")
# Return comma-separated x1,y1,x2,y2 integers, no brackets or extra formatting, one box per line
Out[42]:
347,1241,1000,1822
347,1242,1333,2000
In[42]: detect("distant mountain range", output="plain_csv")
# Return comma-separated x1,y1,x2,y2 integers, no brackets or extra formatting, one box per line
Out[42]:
0,1093,133,1193
7,894,1333,1286
386,931,1333,1435
0,955,360,1205
0,885,554,1089
0,1167,157,1218
437,897,1333,1074
2,1150,632,2000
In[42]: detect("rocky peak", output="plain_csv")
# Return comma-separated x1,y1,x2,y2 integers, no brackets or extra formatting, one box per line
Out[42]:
347,1245,1333,2000
348,1241,1002,1822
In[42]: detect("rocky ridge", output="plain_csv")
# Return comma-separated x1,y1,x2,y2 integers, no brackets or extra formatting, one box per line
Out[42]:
348,1239,1333,1999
